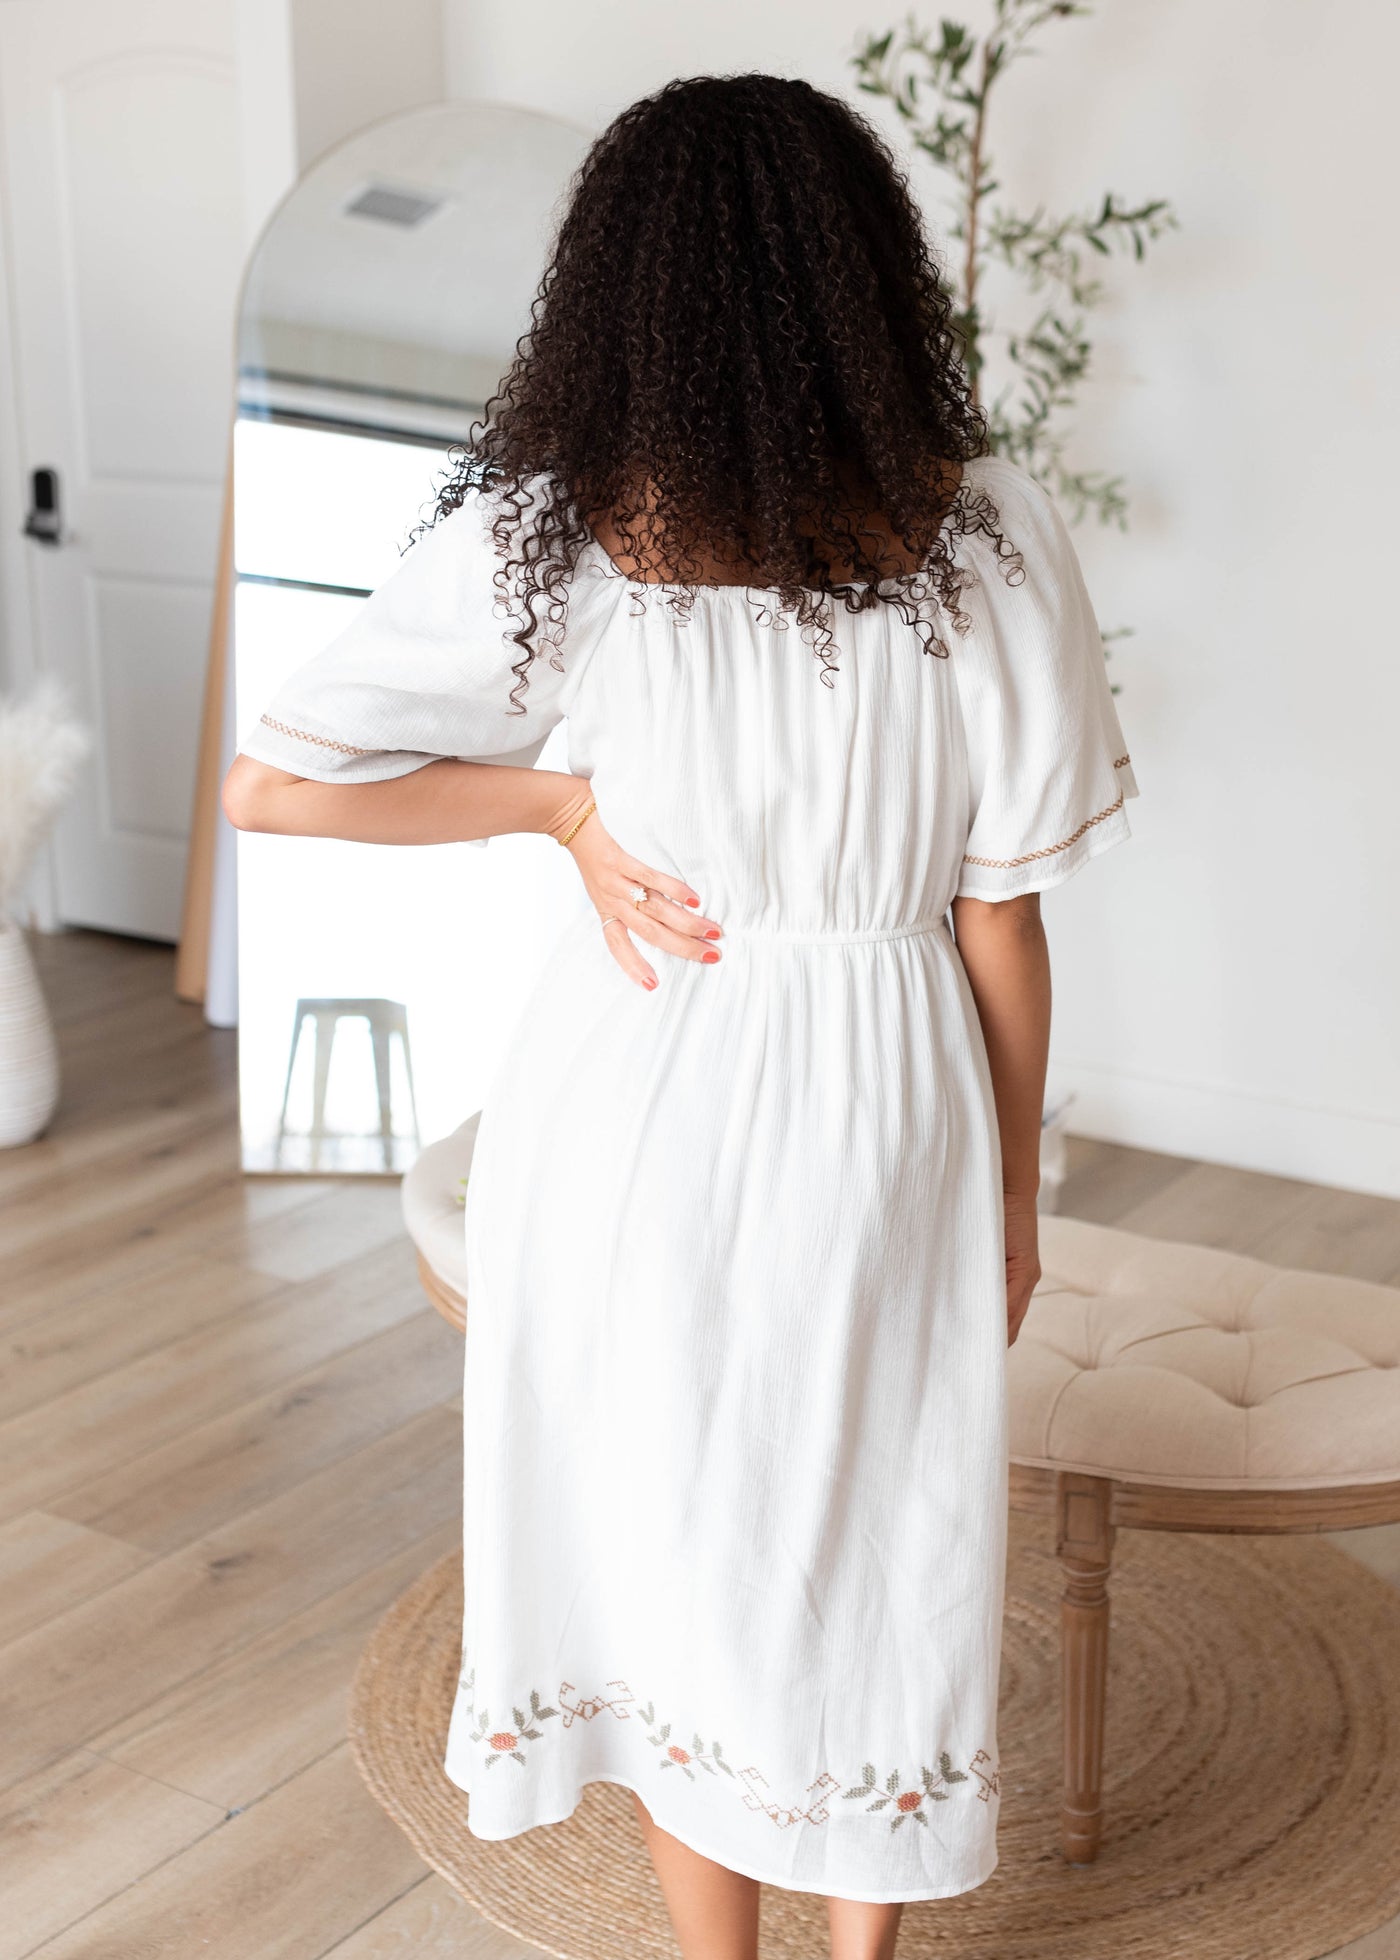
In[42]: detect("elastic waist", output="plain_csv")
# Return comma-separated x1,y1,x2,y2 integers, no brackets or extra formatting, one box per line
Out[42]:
716,915,950,947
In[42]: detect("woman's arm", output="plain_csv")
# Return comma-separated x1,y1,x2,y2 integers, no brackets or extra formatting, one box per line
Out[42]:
949,891,1050,1344
221,754,724,989
221,751,596,846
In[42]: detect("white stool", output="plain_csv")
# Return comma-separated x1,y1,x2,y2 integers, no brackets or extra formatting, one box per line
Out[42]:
400,1112,478,1328
276,995,420,1170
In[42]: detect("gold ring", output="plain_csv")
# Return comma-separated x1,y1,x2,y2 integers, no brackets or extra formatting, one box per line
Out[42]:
598,914,621,930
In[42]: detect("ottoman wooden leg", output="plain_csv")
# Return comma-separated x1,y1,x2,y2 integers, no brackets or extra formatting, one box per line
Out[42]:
1055,1470,1116,1864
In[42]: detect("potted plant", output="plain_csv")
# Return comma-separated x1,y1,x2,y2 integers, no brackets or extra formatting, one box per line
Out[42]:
854,0,1176,530
0,682,88,1146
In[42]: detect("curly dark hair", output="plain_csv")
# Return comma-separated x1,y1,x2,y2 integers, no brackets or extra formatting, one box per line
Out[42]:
428,72,1021,707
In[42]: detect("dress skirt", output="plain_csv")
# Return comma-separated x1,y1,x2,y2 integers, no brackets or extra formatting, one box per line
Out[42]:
443,909,1010,1902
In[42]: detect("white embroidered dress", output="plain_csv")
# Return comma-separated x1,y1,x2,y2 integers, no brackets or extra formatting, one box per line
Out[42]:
239,453,1137,1903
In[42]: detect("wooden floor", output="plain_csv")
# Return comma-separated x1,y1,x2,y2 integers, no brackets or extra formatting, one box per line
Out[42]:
3,928,1398,1960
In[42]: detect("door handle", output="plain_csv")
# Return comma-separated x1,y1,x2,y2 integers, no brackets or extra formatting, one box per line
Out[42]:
23,466,62,545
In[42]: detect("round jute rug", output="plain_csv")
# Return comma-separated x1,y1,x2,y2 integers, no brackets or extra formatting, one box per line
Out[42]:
349,1512,1400,1960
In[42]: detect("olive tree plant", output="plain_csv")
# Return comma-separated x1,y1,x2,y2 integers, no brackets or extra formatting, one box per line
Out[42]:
853,1,1176,529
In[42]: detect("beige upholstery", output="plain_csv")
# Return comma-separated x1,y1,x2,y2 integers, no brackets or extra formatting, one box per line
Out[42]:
400,1112,478,1298
1020,1216,1400,1491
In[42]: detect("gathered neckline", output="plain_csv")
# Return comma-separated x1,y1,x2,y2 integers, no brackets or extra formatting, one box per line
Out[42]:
581,533,938,600
580,459,994,601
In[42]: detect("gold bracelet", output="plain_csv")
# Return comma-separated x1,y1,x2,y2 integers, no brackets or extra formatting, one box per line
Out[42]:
557,799,597,849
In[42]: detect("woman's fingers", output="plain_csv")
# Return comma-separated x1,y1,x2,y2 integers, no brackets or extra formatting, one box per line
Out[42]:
595,887,722,989
617,889,722,964
619,856,712,921
617,872,722,947
573,825,721,989
600,916,657,991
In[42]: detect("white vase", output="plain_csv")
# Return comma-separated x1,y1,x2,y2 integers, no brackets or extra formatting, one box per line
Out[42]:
0,921,59,1146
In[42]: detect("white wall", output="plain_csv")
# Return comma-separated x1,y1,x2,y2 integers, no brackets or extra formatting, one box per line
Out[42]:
443,0,1400,1198
236,0,449,234
288,0,445,169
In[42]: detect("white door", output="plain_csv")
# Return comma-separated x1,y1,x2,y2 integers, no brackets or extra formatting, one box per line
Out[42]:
0,0,245,938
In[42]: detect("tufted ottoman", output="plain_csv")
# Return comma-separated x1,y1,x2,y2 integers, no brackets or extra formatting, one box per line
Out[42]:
400,1113,477,1331
402,1125,1400,1867
1021,1214,1400,1862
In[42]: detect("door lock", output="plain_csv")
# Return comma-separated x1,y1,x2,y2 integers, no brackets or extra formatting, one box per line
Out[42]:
23,466,62,545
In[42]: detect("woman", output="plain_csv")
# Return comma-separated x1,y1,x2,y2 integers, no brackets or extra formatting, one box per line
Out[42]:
225,73,1136,1960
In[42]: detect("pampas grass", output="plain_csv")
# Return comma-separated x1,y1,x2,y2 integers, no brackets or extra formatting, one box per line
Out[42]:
0,681,89,919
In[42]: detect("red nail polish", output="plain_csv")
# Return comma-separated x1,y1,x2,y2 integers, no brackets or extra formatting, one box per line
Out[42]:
702,950,720,964
644,975,658,989
703,927,722,940
685,896,700,907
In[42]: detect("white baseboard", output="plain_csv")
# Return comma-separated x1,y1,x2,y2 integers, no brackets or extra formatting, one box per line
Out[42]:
1048,1058,1400,1201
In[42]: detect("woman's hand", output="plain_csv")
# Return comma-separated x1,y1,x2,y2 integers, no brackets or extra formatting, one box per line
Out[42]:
1004,1194,1042,1346
560,802,723,990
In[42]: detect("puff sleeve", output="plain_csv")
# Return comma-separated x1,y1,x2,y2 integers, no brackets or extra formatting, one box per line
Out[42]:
236,485,577,790
952,459,1139,901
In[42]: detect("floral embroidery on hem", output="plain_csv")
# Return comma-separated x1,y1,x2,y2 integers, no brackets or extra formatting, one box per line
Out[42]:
457,1662,998,1830
460,1669,559,1768
842,1754,970,1831
637,1701,735,1782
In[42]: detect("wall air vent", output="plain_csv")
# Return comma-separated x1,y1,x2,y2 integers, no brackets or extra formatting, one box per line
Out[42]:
343,183,445,228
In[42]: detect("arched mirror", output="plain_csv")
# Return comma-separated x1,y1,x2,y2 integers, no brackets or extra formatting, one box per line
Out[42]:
232,102,592,1173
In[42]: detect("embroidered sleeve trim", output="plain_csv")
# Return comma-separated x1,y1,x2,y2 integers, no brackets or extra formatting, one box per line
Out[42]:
962,788,1126,871
258,714,376,758
1112,753,1131,770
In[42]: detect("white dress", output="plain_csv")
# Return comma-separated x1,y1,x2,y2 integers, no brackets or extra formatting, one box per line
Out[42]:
240,453,1137,1903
